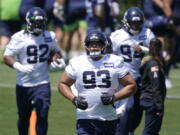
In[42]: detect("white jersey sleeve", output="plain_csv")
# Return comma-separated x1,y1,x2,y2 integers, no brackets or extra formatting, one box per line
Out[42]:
65,58,78,80
110,29,126,56
144,28,155,47
114,56,129,78
4,31,25,56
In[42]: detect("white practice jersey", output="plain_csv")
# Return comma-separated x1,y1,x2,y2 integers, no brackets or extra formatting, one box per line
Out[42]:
110,27,154,79
66,54,129,121
4,30,60,86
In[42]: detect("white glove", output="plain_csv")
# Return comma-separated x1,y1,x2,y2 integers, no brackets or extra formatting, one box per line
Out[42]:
13,62,34,74
49,58,66,71
139,45,149,54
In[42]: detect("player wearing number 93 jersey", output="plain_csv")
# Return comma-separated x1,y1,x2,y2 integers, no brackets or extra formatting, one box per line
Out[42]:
3,7,65,135
58,30,136,135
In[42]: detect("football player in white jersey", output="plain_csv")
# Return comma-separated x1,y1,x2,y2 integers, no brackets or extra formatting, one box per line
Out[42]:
58,30,136,135
3,7,65,135
110,7,155,135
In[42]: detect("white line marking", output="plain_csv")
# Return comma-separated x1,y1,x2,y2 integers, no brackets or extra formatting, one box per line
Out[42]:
166,96,180,99
170,75,180,79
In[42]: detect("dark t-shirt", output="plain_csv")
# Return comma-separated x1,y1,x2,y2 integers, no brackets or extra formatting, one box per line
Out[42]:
140,58,166,110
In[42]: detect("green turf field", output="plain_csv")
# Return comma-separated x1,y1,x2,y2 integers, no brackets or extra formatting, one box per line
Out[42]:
0,63,180,135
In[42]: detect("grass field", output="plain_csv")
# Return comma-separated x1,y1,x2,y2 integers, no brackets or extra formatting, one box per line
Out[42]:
0,63,180,135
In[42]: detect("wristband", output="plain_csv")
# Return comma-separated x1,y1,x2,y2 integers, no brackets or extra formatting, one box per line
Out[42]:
13,62,22,70
139,46,149,54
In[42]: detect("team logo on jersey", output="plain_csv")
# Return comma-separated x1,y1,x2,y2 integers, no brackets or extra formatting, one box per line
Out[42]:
139,35,147,40
151,66,159,72
104,62,114,68
44,37,52,42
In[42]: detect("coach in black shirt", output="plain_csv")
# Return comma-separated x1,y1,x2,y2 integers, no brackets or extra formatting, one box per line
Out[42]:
139,38,166,135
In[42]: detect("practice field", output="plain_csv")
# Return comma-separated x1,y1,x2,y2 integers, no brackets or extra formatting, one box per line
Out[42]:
0,63,180,135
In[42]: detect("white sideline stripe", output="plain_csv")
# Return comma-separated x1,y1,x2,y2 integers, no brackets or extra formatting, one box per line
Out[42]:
0,83,14,88
1,83,180,99
166,95,180,99
171,75,180,79
0,83,57,91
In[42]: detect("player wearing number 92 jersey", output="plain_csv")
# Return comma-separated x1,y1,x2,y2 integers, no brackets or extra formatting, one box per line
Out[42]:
4,30,61,86
3,7,65,135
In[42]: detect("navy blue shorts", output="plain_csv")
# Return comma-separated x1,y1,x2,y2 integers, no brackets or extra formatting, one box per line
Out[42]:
0,20,22,37
77,119,117,135
16,83,51,117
